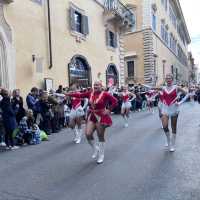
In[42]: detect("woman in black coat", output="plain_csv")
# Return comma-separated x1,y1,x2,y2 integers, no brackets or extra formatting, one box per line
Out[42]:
0,89,18,149
11,89,25,124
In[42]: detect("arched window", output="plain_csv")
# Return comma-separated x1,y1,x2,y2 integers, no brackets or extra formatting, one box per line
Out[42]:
68,55,91,87
106,64,119,87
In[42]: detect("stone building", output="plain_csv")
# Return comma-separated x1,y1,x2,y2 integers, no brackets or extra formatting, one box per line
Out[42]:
0,0,134,96
123,0,191,86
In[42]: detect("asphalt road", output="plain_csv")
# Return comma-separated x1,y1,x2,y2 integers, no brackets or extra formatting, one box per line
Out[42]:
0,102,200,200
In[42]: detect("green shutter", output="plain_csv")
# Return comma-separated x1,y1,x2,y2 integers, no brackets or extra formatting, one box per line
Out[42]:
69,7,76,31
82,15,89,35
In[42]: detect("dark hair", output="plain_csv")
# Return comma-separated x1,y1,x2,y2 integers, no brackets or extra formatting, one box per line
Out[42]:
1,89,8,97
31,87,38,93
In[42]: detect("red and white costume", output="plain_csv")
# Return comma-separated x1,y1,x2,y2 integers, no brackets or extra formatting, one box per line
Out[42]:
121,92,132,110
158,91,164,110
146,90,157,103
69,96,84,119
68,91,118,127
161,85,179,117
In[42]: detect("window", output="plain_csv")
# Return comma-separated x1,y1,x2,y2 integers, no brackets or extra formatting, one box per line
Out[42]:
177,44,187,66
106,29,118,48
152,13,156,31
164,30,168,45
109,31,115,47
169,33,177,53
161,22,168,45
127,61,135,77
175,68,178,80
161,23,165,40
161,0,168,12
171,65,174,75
165,0,168,11
31,0,42,5
169,6,176,28
74,11,82,33
69,6,89,36
106,64,119,87
69,56,91,87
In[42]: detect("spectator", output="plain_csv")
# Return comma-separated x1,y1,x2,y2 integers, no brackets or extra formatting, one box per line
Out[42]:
56,85,63,94
18,109,41,145
48,90,60,133
0,89,18,150
0,106,6,147
36,92,52,135
26,87,38,118
11,89,25,124
135,92,142,111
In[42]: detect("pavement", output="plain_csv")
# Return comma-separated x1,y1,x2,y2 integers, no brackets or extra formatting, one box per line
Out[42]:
0,102,200,200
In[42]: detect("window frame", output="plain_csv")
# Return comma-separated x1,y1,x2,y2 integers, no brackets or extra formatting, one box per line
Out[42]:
74,11,82,34
69,3,89,39
152,12,157,31
106,29,118,49
127,60,135,78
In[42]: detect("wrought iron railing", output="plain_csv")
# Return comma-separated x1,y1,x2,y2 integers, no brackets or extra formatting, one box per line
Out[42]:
104,0,135,25
2,0,14,3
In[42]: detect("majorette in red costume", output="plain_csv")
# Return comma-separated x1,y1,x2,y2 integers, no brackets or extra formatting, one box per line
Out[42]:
145,89,157,113
70,96,85,119
161,85,180,117
121,91,132,110
68,90,117,126
120,87,135,128
67,84,88,144
159,74,187,152
67,83,118,164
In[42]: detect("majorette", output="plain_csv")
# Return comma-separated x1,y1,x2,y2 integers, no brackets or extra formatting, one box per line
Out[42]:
66,81,117,164
120,86,135,128
159,74,187,152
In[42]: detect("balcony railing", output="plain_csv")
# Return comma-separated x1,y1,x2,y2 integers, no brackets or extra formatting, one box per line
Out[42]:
104,0,135,27
2,0,14,4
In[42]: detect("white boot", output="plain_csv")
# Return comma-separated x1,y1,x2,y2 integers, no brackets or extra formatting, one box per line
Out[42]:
73,128,78,142
164,131,170,149
170,134,176,152
123,116,128,128
75,129,82,144
97,142,105,164
88,140,99,159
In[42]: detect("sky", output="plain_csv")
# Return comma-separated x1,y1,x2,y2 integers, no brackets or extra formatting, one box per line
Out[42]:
180,0,200,66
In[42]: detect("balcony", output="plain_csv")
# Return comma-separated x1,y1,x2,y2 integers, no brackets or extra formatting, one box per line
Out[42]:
2,0,14,4
104,0,135,29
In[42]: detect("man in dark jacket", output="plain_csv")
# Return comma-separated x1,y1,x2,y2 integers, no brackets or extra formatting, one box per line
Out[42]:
36,92,52,135
26,87,38,111
11,89,25,124
0,89,18,150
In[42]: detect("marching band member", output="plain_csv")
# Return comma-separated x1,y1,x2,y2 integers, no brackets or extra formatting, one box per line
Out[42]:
68,84,85,144
66,81,117,164
120,86,135,128
160,74,187,152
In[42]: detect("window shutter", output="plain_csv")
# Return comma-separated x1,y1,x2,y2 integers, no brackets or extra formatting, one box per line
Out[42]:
69,7,76,31
105,29,109,46
82,15,89,35
114,33,118,48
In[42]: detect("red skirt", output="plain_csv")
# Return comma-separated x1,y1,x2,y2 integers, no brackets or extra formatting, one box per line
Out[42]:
87,111,112,127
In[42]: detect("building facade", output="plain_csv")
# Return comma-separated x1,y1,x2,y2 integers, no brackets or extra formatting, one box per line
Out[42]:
0,0,134,96
123,0,191,86
188,52,198,84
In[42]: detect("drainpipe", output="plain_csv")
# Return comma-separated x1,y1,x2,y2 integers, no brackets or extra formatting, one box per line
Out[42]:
47,0,52,69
